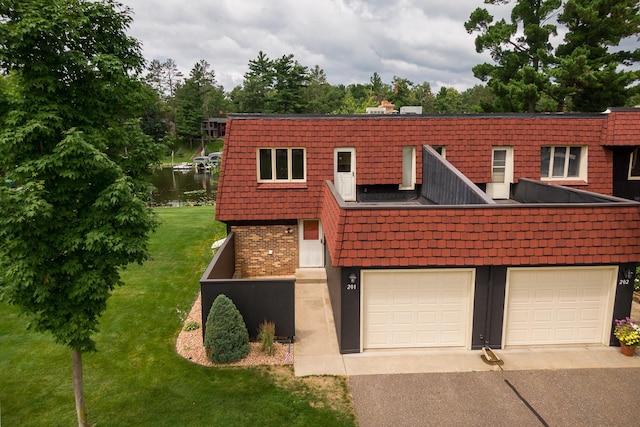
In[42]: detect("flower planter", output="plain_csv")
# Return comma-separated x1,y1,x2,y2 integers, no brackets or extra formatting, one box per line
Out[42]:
620,343,636,357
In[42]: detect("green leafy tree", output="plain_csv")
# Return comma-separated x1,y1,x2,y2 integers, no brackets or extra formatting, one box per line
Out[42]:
390,76,417,108
175,60,229,147
552,0,640,111
237,51,274,113
465,0,561,112
204,294,250,364
332,91,376,114
175,79,203,144
302,65,345,114
460,84,495,113
143,58,183,137
139,82,170,142
412,81,436,113
434,87,464,114
269,54,310,113
369,72,392,103
0,1,161,425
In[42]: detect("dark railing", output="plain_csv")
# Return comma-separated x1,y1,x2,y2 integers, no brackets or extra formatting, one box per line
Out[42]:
199,232,295,341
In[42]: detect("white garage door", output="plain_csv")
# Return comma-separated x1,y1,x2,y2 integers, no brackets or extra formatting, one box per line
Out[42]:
361,269,475,350
504,267,617,347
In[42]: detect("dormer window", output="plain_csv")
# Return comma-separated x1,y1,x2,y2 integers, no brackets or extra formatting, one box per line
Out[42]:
540,146,587,181
258,148,306,182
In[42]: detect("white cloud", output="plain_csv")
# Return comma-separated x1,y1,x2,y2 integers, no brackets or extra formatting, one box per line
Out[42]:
121,0,499,92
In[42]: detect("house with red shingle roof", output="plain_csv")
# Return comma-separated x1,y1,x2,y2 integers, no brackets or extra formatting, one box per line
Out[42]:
214,109,640,354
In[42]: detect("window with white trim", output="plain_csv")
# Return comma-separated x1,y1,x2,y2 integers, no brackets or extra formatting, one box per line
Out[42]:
629,147,640,180
540,146,587,180
433,146,446,158
400,146,416,190
258,148,306,182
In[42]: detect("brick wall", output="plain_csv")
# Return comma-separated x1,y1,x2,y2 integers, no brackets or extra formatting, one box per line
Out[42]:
231,225,298,277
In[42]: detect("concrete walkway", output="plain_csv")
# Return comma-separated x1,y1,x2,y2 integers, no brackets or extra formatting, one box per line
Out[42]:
293,272,640,377
293,269,346,376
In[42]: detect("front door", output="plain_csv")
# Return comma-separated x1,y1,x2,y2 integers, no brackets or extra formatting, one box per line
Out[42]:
299,219,324,267
335,148,356,201
486,147,513,199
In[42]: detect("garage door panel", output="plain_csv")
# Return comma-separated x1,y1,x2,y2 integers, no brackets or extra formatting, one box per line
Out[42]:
557,308,577,322
441,331,463,344
558,289,579,302
392,332,413,345
554,328,574,341
443,290,466,304
442,310,464,324
578,327,597,340
534,290,554,303
580,308,599,322
532,328,552,341
393,292,413,305
533,309,553,322
363,269,474,350
417,290,437,303
504,267,616,347
368,312,388,325
417,311,437,325
393,311,413,325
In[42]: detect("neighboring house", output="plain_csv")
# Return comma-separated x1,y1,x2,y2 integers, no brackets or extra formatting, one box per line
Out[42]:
202,117,227,139
215,109,640,354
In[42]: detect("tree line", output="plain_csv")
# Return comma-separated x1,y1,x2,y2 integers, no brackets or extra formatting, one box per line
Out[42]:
140,54,500,146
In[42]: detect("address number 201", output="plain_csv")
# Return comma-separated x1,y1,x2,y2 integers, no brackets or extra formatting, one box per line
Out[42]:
346,283,357,291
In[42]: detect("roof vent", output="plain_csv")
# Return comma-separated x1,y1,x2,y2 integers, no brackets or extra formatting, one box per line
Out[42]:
400,106,422,115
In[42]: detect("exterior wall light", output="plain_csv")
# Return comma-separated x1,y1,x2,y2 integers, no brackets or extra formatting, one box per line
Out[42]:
622,266,635,280
285,227,293,234
349,273,357,284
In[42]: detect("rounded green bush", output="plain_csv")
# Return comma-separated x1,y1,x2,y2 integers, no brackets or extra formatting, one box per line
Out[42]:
204,294,249,363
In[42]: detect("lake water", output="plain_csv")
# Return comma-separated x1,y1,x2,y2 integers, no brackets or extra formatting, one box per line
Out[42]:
150,167,218,206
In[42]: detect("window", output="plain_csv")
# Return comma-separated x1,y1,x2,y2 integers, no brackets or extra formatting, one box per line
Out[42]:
492,149,507,183
629,148,640,180
400,146,416,190
540,146,587,180
258,148,306,182
433,146,446,158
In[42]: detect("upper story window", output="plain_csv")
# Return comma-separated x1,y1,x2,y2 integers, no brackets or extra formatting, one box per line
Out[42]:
540,146,587,180
629,147,640,180
433,146,446,158
258,148,306,182
400,146,416,190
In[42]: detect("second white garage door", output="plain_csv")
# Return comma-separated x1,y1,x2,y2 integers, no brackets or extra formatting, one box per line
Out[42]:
361,269,475,350
504,267,617,347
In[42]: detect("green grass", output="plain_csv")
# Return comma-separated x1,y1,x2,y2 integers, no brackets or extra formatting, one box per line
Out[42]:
0,206,355,426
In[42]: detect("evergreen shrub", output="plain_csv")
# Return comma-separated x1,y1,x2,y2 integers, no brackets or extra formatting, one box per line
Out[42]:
204,294,249,363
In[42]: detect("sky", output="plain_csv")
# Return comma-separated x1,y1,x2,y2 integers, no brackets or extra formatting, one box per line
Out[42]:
118,0,508,93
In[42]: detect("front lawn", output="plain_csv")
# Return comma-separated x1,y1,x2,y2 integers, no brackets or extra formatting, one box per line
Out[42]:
0,206,355,426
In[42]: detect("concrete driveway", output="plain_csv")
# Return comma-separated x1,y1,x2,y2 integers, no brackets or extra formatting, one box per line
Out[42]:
294,275,640,426
349,368,640,427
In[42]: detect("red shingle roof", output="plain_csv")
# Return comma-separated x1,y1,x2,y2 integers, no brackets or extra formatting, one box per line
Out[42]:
217,111,639,222
321,182,640,267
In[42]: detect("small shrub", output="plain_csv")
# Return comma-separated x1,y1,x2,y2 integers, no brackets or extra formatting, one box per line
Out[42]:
184,320,200,331
257,320,276,356
204,294,249,363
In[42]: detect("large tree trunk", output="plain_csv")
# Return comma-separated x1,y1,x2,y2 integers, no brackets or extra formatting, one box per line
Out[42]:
72,349,88,427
